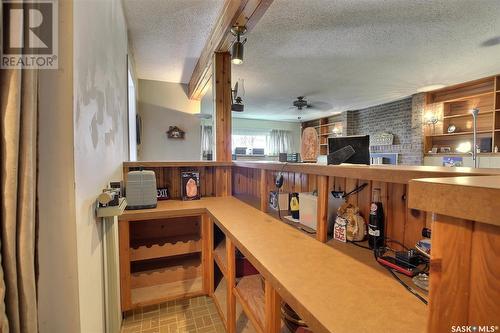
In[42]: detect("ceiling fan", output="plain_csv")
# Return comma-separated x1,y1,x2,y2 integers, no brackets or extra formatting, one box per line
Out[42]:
290,96,331,111
290,96,311,110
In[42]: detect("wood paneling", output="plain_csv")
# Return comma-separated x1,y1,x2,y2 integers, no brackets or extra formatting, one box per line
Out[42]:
316,175,328,243
427,215,473,333
386,183,406,251
119,220,132,311
214,52,232,162
468,222,500,325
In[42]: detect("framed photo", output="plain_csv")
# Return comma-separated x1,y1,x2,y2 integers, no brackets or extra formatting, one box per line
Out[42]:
181,171,200,200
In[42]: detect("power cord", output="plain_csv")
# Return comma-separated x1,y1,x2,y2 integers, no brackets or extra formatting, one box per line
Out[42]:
372,246,428,305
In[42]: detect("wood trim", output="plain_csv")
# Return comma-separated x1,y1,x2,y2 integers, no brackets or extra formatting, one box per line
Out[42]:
264,279,282,333
118,220,132,310
202,214,213,295
233,161,500,184
188,0,274,100
408,176,500,226
226,237,236,333
316,175,328,242
214,52,232,162
260,169,268,212
427,215,473,333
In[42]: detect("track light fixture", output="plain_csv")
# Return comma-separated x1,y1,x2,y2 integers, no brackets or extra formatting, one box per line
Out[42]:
231,26,247,65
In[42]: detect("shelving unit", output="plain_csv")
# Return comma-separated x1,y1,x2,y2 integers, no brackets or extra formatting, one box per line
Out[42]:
424,75,500,154
120,214,206,310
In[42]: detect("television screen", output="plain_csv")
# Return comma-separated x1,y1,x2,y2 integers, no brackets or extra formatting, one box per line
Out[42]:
328,135,370,165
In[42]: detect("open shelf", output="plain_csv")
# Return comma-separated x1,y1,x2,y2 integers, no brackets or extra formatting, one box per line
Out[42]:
130,234,201,261
429,130,492,137
131,276,203,307
234,275,265,333
214,239,228,276
443,110,493,119
130,255,201,289
213,276,228,325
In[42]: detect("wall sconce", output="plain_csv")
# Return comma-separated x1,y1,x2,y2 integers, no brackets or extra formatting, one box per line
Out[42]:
424,112,439,135
231,26,247,65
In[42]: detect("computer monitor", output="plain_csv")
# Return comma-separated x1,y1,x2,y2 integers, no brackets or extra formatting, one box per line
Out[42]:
328,135,370,165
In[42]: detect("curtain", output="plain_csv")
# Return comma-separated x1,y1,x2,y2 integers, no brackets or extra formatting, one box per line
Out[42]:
0,66,39,332
266,129,293,155
200,125,213,159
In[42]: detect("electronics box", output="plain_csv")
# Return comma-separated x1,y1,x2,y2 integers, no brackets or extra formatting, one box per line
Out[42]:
125,170,157,210
299,192,338,231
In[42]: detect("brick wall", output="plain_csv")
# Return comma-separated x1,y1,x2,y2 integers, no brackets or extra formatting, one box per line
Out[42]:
347,95,424,165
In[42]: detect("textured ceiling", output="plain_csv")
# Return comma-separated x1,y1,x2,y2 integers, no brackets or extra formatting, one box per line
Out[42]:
232,0,500,121
123,0,224,83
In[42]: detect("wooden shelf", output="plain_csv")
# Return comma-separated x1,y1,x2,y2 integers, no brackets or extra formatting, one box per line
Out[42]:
429,130,492,137
131,276,203,307
131,256,201,289
214,239,228,276
443,110,493,119
314,122,342,128
234,275,265,333
213,277,228,325
433,91,494,104
130,234,201,261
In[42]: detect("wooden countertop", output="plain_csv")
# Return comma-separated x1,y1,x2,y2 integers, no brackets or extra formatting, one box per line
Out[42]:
120,197,427,333
233,161,500,184
123,161,233,168
408,176,500,226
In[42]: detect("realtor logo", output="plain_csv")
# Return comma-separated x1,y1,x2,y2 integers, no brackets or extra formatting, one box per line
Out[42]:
1,0,58,69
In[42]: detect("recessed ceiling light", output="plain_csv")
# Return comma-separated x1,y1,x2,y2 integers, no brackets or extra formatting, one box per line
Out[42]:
417,84,446,93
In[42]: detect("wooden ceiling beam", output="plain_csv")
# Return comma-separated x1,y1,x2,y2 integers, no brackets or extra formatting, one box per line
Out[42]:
187,0,274,100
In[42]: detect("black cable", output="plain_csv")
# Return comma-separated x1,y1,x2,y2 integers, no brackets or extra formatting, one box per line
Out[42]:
385,237,409,251
384,266,428,305
372,246,428,305
347,240,371,250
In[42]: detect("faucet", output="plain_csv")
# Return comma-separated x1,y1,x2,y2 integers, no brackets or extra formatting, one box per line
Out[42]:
471,108,479,168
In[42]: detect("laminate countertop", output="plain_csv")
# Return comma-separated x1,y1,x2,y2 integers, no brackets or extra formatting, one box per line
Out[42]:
120,196,427,333
409,175,500,225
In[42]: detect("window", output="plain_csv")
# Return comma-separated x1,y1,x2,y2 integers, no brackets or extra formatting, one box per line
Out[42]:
232,134,267,154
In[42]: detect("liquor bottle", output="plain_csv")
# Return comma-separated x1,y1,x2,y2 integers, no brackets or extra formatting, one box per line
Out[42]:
368,189,385,249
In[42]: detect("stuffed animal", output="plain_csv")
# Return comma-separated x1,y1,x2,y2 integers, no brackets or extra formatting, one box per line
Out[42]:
337,202,366,241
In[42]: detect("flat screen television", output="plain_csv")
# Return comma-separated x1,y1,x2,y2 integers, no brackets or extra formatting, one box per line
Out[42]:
328,135,370,165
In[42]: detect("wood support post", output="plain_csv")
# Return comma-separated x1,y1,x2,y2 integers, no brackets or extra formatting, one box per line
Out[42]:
214,52,232,162
260,169,268,212
264,280,282,333
316,175,329,242
428,215,472,333
202,214,213,296
118,220,131,311
226,237,236,333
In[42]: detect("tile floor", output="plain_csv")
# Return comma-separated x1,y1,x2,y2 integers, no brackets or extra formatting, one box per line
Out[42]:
121,296,226,333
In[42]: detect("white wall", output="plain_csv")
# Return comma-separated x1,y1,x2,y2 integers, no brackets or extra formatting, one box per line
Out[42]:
138,79,202,161
37,0,81,332
73,0,129,332
232,118,302,153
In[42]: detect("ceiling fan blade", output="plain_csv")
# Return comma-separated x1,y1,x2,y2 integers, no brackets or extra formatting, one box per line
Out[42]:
307,101,332,111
